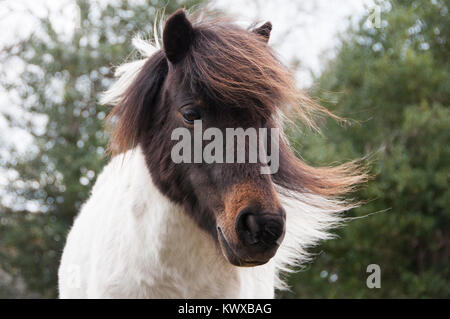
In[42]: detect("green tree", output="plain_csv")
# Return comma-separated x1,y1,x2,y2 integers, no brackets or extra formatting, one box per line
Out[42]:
280,0,449,298
0,0,202,298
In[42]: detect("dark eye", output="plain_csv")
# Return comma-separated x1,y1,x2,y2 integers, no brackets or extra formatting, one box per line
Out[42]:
181,108,201,125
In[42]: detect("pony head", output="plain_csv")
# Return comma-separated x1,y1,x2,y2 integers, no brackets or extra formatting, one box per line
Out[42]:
103,9,366,268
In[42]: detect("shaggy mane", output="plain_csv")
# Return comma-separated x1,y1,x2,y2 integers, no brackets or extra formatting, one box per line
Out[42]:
101,11,368,291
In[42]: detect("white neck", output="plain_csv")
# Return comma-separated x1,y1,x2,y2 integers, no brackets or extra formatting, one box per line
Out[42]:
59,146,275,298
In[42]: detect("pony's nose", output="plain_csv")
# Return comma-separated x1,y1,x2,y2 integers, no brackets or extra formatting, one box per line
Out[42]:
235,206,286,249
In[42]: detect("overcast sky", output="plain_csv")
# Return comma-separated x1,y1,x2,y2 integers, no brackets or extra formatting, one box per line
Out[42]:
215,0,374,85
0,0,374,84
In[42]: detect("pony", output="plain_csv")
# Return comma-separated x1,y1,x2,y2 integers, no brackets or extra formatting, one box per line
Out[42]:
58,9,366,298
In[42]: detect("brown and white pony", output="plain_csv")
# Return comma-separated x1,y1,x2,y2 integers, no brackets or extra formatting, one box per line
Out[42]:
58,9,366,298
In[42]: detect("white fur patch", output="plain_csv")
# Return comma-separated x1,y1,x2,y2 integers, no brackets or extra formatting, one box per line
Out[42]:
99,35,160,106
58,148,276,298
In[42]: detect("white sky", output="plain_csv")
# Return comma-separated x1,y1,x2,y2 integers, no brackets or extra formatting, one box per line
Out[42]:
0,0,374,83
0,0,374,209
215,0,373,85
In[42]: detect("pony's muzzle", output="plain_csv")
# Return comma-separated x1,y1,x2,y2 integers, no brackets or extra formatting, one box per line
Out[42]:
235,206,285,248
218,205,286,267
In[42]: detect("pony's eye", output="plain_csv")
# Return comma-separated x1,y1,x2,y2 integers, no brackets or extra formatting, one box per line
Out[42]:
181,108,201,124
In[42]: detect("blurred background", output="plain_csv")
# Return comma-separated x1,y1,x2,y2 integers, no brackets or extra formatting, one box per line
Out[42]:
0,0,448,298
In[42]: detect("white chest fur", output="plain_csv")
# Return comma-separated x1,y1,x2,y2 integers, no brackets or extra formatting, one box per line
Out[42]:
58,147,275,298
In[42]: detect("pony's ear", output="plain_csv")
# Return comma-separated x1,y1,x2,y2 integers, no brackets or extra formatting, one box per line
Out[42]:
163,9,194,64
252,21,272,43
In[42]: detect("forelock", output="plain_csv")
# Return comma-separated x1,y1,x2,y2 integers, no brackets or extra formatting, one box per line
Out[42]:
177,19,298,120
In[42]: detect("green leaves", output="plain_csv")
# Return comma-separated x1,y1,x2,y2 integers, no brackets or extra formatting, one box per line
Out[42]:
280,0,449,298
0,0,203,298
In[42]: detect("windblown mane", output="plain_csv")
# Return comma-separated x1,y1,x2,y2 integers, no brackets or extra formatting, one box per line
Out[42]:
101,12,367,291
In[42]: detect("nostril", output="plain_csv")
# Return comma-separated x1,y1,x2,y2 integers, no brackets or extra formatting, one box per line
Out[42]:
238,213,260,245
236,208,285,247
261,219,283,245
245,214,259,233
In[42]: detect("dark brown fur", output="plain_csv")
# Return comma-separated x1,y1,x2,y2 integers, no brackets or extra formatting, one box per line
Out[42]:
105,10,367,266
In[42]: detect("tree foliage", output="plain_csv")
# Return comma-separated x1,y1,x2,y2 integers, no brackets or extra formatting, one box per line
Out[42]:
280,0,449,298
0,0,448,299
0,0,202,298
